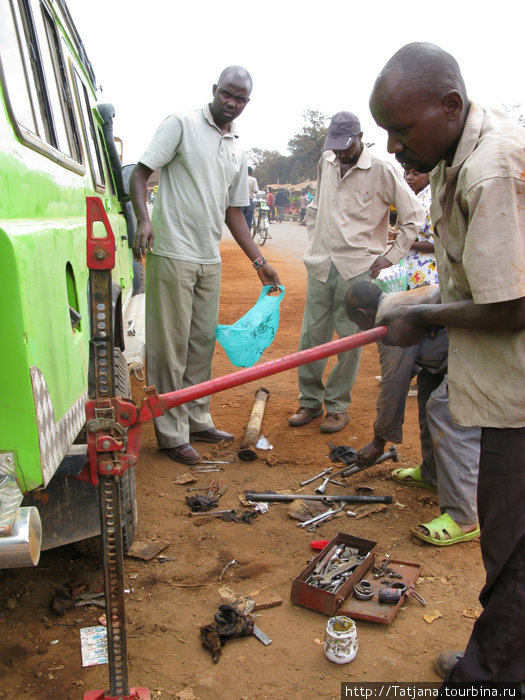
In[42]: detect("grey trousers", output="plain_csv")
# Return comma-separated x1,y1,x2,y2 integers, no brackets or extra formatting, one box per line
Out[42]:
145,255,221,448
297,265,371,413
377,331,480,526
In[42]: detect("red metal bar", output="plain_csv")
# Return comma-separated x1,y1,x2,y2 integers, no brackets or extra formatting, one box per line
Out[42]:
154,326,387,415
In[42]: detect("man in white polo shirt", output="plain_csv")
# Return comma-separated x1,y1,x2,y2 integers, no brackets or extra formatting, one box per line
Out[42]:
130,66,280,465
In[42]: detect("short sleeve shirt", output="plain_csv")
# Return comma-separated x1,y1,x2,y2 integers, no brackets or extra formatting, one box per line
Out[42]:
430,104,525,427
304,147,423,282
139,104,248,264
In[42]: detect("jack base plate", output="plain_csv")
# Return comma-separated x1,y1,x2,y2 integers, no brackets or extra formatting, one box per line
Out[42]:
84,689,150,700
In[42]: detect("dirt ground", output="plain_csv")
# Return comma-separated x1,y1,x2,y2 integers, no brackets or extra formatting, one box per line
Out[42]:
0,222,484,699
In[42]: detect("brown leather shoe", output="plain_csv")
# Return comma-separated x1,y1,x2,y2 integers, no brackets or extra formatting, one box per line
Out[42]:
288,406,323,426
320,412,349,433
189,427,234,443
163,443,201,465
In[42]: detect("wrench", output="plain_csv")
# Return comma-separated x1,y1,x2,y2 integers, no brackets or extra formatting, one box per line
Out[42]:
316,445,399,493
310,560,360,586
300,467,333,487
297,502,345,530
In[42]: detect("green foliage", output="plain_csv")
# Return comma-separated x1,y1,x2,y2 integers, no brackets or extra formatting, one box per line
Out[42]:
248,110,328,187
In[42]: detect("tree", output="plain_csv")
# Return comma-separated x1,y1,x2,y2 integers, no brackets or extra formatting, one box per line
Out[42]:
248,110,329,187
287,109,328,182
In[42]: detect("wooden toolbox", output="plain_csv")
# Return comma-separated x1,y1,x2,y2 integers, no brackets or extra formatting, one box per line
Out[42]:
290,532,377,616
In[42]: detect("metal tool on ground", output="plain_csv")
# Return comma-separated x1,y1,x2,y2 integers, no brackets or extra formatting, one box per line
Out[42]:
315,446,399,494
219,558,238,581
200,459,235,464
253,624,272,645
300,467,333,487
188,509,237,518
297,502,346,530
238,387,270,461
206,479,225,500
190,466,224,472
245,492,393,505
340,445,399,479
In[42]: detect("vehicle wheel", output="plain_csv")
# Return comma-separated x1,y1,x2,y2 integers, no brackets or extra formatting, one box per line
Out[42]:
132,258,145,295
114,348,138,552
257,215,268,246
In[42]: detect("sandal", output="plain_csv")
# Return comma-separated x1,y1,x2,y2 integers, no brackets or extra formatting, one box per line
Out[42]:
391,465,437,493
411,512,480,547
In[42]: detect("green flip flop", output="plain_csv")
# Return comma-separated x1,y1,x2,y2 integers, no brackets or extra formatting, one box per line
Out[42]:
391,464,437,493
411,512,480,547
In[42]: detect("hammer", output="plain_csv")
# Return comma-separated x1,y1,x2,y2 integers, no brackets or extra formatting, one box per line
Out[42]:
315,445,399,494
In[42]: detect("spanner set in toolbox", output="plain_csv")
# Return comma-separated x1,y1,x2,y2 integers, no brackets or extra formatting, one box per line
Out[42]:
290,532,377,616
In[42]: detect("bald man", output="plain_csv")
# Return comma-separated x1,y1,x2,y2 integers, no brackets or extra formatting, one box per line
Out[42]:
130,66,280,466
370,43,525,684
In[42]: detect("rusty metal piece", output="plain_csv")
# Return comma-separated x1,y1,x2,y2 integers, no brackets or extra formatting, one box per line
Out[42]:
238,388,270,461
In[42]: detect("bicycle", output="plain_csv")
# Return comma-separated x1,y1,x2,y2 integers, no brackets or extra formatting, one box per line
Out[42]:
251,200,271,246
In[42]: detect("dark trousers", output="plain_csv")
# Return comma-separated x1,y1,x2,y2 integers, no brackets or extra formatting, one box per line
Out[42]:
446,427,525,682
242,199,254,229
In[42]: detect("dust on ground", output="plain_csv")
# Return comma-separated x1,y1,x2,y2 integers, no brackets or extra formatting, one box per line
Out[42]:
0,222,483,699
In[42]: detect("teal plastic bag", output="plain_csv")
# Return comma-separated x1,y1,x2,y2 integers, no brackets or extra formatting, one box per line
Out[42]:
215,285,285,367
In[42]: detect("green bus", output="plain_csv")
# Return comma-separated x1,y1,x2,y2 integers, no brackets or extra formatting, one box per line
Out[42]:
0,0,143,568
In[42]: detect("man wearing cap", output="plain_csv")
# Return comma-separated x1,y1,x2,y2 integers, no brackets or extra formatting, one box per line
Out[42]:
288,111,423,433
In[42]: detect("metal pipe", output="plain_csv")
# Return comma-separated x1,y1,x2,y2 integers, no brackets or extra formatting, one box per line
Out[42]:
0,507,42,568
238,387,270,461
157,327,387,412
244,492,393,504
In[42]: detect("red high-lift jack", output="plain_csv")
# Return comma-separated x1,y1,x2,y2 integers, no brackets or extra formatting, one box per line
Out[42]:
82,197,386,699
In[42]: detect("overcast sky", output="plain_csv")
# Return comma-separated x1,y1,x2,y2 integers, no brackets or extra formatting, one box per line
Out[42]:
67,0,524,167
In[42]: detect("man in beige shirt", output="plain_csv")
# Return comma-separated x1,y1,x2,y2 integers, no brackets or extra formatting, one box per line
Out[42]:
370,42,525,683
288,111,423,433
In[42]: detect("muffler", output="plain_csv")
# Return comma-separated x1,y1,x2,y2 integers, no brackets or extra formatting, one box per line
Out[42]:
0,506,42,568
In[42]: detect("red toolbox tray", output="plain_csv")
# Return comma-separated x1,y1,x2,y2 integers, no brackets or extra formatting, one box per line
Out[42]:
290,532,377,616
337,558,422,624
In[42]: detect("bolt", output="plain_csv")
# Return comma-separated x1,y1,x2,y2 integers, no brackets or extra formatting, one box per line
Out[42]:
95,249,105,260
128,456,137,466
101,440,111,449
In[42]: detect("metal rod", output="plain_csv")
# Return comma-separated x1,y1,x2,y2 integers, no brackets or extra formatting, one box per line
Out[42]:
244,492,393,504
154,327,387,415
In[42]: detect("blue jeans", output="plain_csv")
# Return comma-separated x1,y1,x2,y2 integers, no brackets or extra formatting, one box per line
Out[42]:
242,200,254,229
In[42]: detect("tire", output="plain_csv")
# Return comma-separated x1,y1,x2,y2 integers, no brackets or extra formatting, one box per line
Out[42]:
256,214,268,246
114,348,138,552
132,258,145,295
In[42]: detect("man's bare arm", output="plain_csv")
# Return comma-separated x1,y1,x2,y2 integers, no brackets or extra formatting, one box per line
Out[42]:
380,297,525,347
129,163,154,261
225,206,280,288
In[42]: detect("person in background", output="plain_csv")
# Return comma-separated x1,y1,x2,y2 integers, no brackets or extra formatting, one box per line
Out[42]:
242,166,258,230
403,168,438,288
288,110,423,434
130,66,280,467
266,186,276,223
370,41,525,683
299,189,309,225
275,187,290,223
